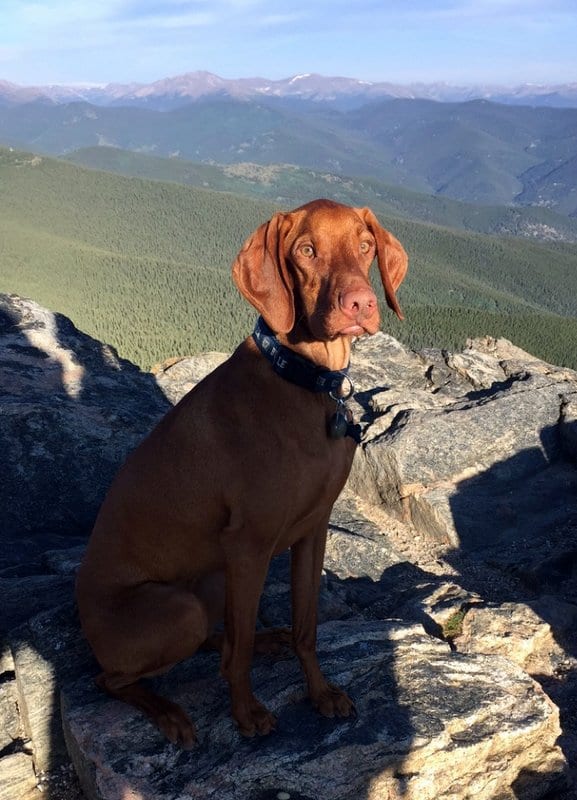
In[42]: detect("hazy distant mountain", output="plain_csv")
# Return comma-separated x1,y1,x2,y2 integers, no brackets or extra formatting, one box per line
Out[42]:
1,71,577,111
1,94,576,215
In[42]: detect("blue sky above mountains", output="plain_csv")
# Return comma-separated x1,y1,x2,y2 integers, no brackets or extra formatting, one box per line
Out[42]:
1,0,576,86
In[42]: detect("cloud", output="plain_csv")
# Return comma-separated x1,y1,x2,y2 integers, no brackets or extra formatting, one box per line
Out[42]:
256,12,308,27
17,0,123,27
127,11,217,29
392,0,576,23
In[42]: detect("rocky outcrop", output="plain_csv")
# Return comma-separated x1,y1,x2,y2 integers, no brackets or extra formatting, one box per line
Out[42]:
348,334,577,551
62,619,565,800
152,352,228,404
4,534,569,800
1,294,576,799
0,293,170,543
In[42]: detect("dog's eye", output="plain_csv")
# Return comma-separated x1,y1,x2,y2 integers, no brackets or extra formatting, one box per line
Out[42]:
360,240,372,254
300,244,315,258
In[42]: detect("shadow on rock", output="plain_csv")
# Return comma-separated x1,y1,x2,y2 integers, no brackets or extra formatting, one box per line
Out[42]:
0,293,169,799
443,426,577,796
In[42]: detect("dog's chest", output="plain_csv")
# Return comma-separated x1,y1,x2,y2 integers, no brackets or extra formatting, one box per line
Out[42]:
276,431,355,524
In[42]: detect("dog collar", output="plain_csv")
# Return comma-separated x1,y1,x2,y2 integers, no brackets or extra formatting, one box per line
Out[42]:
252,316,349,394
252,317,359,441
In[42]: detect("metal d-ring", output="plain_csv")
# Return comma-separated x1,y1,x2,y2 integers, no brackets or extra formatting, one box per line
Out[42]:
329,374,355,403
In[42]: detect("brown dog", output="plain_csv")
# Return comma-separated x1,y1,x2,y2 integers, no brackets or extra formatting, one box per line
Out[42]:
76,199,407,747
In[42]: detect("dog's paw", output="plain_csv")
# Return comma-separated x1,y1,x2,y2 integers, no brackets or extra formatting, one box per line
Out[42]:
234,698,277,737
312,683,356,719
153,700,198,749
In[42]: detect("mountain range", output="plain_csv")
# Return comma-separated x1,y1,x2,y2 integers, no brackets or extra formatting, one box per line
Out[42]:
1,71,577,111
1,91,576,214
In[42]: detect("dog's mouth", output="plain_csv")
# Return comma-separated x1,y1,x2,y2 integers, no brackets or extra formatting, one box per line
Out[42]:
338,314,381,337
305,304,380,341
339,323,366,337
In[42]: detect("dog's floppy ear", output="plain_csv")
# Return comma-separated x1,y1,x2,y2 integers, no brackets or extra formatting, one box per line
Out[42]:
232,212,295,333
355,207,408,320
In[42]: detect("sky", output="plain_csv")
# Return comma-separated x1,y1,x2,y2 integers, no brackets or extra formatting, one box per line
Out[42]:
1,0,576,88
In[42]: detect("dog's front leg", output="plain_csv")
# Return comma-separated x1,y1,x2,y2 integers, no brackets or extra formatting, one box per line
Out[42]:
291,526,355,718
220,538,277,736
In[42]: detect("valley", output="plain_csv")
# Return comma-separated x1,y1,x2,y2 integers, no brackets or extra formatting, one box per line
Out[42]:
1,146,576,371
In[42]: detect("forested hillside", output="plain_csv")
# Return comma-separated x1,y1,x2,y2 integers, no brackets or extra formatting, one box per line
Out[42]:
65,146,577,242
1,146,577,370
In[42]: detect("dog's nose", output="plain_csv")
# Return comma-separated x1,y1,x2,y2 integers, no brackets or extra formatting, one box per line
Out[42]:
339,286,378,321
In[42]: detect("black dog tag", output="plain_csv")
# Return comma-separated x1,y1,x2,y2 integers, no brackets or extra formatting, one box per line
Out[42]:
328,394,354,439
328,378,355,439
328,410,349,439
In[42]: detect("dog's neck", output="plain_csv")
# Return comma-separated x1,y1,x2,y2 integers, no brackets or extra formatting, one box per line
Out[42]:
277,327,351,373
252,317,350,393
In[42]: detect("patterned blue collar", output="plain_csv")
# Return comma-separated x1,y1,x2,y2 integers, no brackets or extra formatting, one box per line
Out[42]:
252,317,349,395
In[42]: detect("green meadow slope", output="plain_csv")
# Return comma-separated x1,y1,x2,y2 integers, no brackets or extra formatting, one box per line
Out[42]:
1,146,577,370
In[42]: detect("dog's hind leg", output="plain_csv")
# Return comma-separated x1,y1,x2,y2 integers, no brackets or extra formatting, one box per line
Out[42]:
83,575,225,747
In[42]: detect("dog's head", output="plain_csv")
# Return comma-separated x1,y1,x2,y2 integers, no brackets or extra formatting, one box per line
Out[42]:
232,199,408,339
